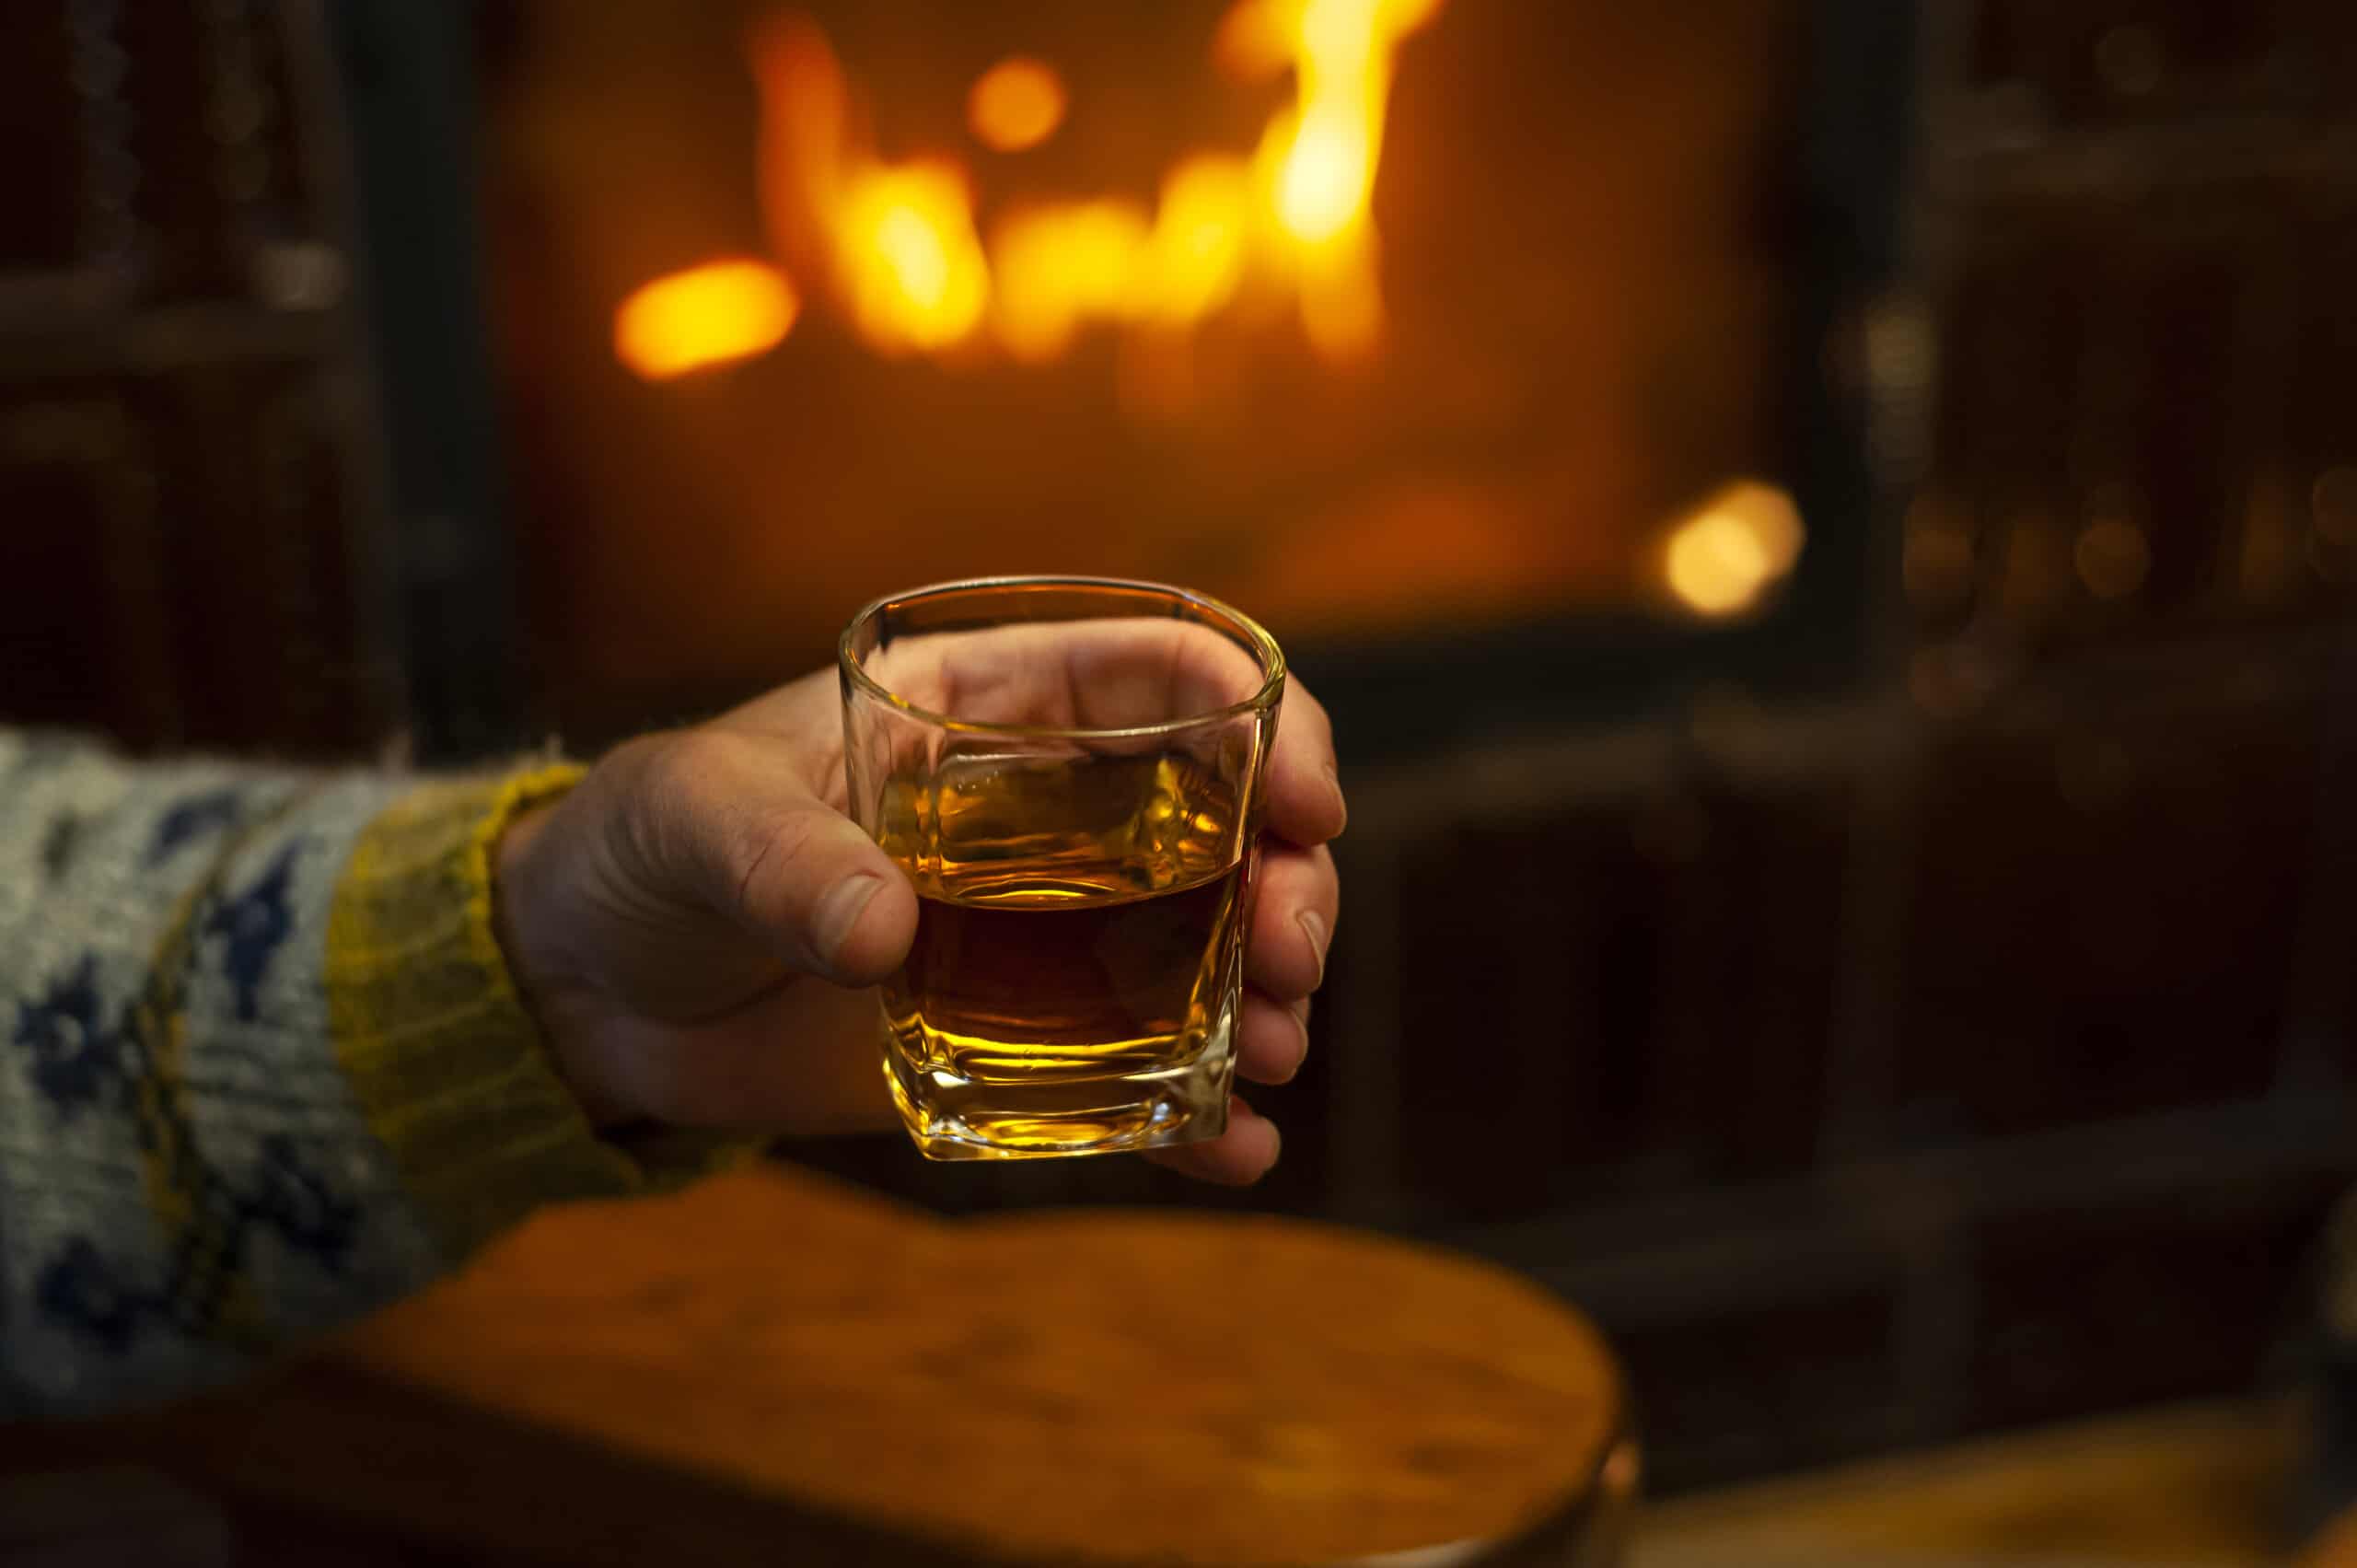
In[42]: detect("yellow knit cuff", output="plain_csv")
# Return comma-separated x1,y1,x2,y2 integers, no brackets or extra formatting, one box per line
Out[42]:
326,764,754,1259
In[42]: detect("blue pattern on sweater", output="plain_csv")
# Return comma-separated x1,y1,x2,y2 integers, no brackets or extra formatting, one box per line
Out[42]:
12,955,126,1113
147,790,245,866
13,895,358,1355
36,1132,363,1354
35,1240,142,1353
203,843,300,1023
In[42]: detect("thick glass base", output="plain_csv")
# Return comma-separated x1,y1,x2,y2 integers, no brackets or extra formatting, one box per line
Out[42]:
884,1017,1237,1161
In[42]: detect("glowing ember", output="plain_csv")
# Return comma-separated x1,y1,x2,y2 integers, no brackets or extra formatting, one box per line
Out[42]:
968,57,1068,153
612,260,799,380
1663,481,1806,616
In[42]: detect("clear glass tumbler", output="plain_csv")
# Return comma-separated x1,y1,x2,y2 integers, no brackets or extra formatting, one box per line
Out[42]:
839,577,1285,1160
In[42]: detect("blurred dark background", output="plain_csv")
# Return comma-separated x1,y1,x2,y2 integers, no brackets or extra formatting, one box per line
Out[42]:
4,0,2356,1504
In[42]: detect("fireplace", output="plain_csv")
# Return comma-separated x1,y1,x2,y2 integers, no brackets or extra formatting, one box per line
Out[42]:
470,0,1871,753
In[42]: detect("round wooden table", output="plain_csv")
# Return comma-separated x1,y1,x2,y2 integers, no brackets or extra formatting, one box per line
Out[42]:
7,1165,1635,1565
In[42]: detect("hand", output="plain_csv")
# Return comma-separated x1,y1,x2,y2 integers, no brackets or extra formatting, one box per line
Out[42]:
493,647,1344,1185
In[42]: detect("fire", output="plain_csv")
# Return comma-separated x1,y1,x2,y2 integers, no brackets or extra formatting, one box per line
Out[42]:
991,157,1255,361
626,3,1446,377
968,57,1068,153
1140,155,1252,326
612,260,799,380
992,200,1151,362
1275,104,1372,245
1295,222,1384,360
838,166,990,354
1266,0,1445,354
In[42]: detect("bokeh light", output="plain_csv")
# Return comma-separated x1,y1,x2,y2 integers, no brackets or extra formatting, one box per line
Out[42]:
967,57,1068,153
839,165,990,354
1663,480,1806,616
612,260,799,380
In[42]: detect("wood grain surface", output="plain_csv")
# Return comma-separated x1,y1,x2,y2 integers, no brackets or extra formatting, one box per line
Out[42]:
1,1163,1629,1566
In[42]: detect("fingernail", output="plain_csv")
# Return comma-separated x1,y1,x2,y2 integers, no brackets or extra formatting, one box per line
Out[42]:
1324,761,1348,836
814,873,885,967
1297,910,1329,987
1279,997,1311,1082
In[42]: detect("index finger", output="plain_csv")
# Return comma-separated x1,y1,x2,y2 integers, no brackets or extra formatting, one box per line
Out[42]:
1264,679,1343,847
889,621,1343,845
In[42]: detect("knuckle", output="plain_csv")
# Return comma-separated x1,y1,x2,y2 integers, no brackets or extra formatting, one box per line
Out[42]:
621,729,748,888
633,729,723,810
752,806,831,886
607,732,692,859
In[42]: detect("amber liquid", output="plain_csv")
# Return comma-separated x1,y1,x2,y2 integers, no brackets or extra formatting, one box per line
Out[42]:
877,749,1248,1156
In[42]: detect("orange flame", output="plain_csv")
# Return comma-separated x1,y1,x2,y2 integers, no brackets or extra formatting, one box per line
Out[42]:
1265,0,1446,355
623,4,1446,378
749,14,987,355
613,260,799,380
992,199,1151,362
988,157,1255,361
839,165,991,354
1141,155,1253,326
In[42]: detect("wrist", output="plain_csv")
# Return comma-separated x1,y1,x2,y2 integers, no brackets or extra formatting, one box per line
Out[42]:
493,794,634,1128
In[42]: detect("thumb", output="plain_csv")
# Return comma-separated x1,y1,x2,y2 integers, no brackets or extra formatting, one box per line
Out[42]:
628,729,917,985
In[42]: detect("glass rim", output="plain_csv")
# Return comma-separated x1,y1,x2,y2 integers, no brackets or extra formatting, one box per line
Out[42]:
838,575,1286,740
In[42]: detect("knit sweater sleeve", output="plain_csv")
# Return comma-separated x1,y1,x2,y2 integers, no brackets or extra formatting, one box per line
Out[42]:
0,729,702,1415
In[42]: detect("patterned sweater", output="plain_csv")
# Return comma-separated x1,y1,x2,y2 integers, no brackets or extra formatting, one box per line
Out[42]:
0,729,698,1416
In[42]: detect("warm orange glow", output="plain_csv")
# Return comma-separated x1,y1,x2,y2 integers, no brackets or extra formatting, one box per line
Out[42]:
1262,0,1446,356
992,200,1151,361
749,13,850,253
967,57,1067,153
992,158,1254,360
1213,0,1299,80
1276,103,1372,244
697,5,1446,376
1142,155,1252,325
613,260,799,380
749,17,985,357
1296,224,1384,359
1382,0,1449,33
1663,481,1806,616
838,165,990,354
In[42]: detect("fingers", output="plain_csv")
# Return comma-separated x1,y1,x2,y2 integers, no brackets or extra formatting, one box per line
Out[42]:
1237,989,1309,1086
847,622,1342,833
834,619,1345,848
1144,1098,1282,1185
856,619,1269,730
1263,680,1344,848
629,730,918,985
558,976,897,1133
711,668,853,806
1245,842,1337,998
